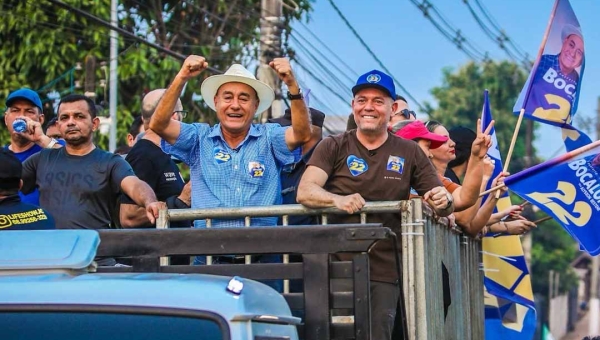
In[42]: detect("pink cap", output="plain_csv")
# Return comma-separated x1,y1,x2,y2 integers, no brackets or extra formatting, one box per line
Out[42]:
394,120,448,149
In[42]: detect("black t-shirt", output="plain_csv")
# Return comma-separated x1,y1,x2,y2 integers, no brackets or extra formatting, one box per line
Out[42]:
21,147,134,230
123,139,187,228
308,130,442,283
0,195,55,230
445,168,461,185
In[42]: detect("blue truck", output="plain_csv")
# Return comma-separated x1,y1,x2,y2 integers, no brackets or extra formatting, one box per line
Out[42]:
0,230,300,340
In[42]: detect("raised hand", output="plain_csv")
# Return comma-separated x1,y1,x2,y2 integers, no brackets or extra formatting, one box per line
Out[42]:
14,116,45,143
471,118,494,159
178,55,208,80
269,58,298,87
489,170,509,196
482,156,495,182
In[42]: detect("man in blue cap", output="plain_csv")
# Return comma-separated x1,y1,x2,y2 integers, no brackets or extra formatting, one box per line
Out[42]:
3,88,48,205
297,69,454,339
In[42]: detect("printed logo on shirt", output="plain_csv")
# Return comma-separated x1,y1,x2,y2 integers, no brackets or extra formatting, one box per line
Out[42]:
386,156,404,174
248,161,265,178
347,155,368,177
164,171,178,182
0,209,48,229
213,147,231,164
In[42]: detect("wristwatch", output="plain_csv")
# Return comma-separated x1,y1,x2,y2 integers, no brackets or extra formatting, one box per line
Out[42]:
287,88,303,101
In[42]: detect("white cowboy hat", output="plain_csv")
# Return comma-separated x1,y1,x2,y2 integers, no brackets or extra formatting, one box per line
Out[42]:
200,64,275,115
561,24,583,41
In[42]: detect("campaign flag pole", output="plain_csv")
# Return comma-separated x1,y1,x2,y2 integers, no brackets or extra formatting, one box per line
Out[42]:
500,0,560,199
480,90,536,340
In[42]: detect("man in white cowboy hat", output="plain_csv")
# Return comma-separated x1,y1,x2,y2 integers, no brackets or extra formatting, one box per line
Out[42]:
150,55,311,232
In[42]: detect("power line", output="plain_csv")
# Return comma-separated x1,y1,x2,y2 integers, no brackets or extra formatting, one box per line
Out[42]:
291,36,353,95
462,0,532,69
327,0,425,111
47,0,224,74
473,0,529,60
294,21,359,79
408,0,490,62
290,33,356,85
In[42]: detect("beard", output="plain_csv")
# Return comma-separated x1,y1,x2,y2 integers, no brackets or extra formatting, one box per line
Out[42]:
11,133,30,147
64,133,91,146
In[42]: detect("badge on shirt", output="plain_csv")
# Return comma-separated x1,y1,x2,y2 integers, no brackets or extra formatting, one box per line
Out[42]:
213,147,231,164
248,161,265,178
387,156,404,174
347,155,368,177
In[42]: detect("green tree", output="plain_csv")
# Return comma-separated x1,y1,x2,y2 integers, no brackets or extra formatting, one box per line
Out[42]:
530,216,579,296
0,0,312,149
424,61,532,173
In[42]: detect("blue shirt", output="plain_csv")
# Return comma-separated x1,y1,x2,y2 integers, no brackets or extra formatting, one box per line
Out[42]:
5,144,42,206
5,140,67,207
525,54,579,121
162,122,295,228
279,145,319,226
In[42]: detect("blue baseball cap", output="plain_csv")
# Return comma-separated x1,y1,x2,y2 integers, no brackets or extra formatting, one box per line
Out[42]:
6,88,43,112
352,70,396,99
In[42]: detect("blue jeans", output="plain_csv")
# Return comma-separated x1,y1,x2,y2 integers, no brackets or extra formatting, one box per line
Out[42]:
194,254,283,292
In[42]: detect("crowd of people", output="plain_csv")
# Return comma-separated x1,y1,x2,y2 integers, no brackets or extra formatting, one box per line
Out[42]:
0,55,538,339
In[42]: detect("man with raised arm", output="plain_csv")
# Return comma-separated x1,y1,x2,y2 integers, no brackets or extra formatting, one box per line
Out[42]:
149,55,311,230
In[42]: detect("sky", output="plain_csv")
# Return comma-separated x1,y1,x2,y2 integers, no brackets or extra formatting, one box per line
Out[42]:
289,0,600,161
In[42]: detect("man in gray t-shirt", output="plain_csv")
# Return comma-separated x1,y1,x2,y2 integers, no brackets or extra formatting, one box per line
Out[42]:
19,94,163,230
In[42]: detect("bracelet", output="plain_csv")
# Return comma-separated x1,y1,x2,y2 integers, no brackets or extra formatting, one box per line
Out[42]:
45,138,58,149
501,221,508,232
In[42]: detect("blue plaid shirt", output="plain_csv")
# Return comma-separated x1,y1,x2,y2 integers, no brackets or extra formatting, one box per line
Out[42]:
162,122,295,228
526,53,579,118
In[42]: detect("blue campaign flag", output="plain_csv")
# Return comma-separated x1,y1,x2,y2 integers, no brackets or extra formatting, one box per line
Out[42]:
481,90,536,340
562,125,592,152
481,90,506,199
513,0,585,128
505,140,600,255
485,299,537,340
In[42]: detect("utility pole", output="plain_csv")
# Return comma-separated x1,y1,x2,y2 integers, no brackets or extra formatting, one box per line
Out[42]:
257,0,283,123
108,0,118,152
590,96,600,335
84,56,96,99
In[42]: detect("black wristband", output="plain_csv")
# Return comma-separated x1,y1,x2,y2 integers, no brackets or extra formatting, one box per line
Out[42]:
166,196,190,209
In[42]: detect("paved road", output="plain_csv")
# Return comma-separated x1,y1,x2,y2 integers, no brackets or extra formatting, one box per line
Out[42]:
561,312,598,340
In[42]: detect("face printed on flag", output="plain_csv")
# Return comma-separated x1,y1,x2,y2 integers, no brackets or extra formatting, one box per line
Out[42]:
506,140,600,255
514,0,584,127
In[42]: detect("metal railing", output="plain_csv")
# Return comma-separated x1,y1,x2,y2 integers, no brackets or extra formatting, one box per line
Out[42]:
401,199,484,340
102,199,484,339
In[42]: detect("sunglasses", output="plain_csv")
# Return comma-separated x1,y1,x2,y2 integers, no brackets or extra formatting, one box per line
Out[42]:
173,110,188,119
395,109,416,119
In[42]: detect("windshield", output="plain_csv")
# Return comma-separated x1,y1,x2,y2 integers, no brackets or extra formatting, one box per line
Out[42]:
0,311,226,340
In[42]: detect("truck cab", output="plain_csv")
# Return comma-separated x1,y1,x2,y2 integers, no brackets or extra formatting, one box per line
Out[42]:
0,230,300,340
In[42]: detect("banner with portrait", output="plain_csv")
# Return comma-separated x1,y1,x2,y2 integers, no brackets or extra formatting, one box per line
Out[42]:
513,0,584,127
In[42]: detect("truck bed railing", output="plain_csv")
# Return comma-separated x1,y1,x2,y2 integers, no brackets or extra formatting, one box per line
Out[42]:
96,199,484,340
